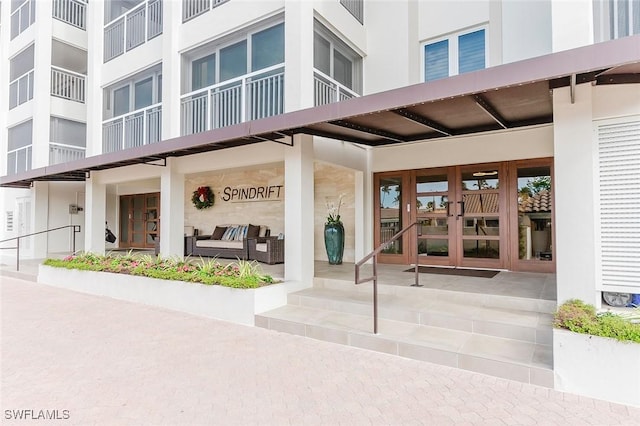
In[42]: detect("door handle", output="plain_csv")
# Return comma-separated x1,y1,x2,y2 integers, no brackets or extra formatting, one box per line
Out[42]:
446,201,453,217
457,201,465,217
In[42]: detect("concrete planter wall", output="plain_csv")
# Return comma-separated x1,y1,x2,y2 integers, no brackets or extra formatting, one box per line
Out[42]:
554,329,640,407
38,265,287,326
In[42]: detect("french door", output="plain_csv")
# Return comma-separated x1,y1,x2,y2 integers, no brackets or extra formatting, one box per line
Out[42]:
374,160,554,271
119,193,160,249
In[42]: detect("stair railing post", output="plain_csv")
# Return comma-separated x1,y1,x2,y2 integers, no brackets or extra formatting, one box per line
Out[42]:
373,253,378,335
16,237,20,271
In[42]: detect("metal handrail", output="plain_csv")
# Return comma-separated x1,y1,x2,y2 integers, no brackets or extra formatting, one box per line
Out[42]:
0,225,81,272
355,221,421,334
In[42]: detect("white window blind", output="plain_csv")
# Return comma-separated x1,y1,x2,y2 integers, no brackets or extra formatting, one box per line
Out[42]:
597,119,640,290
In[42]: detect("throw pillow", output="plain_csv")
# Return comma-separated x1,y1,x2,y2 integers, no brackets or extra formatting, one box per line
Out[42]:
247,224,260,238
211,226,227,240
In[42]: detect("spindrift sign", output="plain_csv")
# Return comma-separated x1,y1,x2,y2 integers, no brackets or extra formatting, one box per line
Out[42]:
221,185,283,202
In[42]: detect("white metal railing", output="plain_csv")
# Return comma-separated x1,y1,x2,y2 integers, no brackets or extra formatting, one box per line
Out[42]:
51,67,86,103
102,104,162,153
182,0,230,22
104,0,163,62
180,65,284,136
49,143,86,165
52,0,86,30
340,0,363,24
6,146,32,175
313,70,359,106
9,70,34,109
10,0,35,39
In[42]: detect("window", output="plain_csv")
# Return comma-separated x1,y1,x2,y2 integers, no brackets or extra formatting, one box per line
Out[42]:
10,0,35,40
6,211,15,232
594,0,640,42
9,44,35,109
187,22,284,92
7,120,33,175
104,67,162,119
313,22,362,92
50,117,86,147
423,28,486,82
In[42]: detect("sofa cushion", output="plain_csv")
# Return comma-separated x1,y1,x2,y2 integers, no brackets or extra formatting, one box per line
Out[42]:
259,226,268,238
247,224,260,238
196,240,244,249
211,226,227,240
221,226,237,240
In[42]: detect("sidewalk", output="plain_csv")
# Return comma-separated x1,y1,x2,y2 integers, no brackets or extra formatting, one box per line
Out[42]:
2,275,639,425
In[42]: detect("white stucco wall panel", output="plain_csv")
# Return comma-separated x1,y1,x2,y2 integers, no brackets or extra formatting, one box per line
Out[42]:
501,0,551,63
101,37,163,87
371,126,553,172
593,85,640,120
553,84,598,305
551,0,593,52
313,136,369,172
50,97,86,123
418,1,489,41
45,182,86,254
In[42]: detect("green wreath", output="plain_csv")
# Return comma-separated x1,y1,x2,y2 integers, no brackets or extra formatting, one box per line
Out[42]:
192,186,214,210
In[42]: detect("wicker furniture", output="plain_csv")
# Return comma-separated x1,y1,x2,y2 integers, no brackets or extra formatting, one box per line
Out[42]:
186,236,249,259
247,237,284,264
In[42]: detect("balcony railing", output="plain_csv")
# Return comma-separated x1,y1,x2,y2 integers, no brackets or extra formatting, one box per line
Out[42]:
180,64,284,136
51,67,86,103
182,0,230,23
102,104,162,153
313,70,359,106
9,70,34,109
10,0,35,40
104,0,163,62
6,146,32,176
53,0,86,30
49,143,86,165
340,0,363,24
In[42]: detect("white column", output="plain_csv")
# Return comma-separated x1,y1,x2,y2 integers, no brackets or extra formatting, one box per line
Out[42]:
84,176,106,254
553,84,597,305
85,1,104,157
551,0,593,52
285,134,315,288
31,182,49,258
161,0,181,140
31,0,54,168
160,158,185,257
284,1,314,111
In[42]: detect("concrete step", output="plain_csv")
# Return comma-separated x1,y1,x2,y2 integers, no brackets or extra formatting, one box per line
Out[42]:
256,278,555,388
288,285,553,345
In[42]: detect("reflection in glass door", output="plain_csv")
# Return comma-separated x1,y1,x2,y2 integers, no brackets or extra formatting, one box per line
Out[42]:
376,174,407,263
416,170,453,266
458,165,503,267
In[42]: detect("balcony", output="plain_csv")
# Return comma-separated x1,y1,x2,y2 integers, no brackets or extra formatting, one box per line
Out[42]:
104,0,163,62
340,0,363,24
102,104,162,153
7,146,32,176
313,70,359,107
51,67,86,103
180,64,284,136
49,143,86,165
52,0,86,30
182,0,230,23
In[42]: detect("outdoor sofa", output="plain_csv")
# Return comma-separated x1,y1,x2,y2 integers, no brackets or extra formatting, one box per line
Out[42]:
187,224,271,260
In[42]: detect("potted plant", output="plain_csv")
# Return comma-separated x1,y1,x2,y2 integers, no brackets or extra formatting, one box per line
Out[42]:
324,194,345,265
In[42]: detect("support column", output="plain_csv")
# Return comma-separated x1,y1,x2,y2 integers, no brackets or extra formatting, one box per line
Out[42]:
161,0,181,140
284,1,314,111
553,84,597,305
31,182,49,258
285,135,315,288
32,0,53,168
84,176,106,254
86,1,104,156
160,158,185,257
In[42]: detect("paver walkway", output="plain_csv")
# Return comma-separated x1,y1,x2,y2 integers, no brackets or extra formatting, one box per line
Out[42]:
2,276,639,425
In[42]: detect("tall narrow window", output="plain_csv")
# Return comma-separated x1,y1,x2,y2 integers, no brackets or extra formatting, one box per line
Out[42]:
251,23,284,71
424,40,449,82
458,29,485,74
134,77,153,110
219,40,247,82
192,53,216,91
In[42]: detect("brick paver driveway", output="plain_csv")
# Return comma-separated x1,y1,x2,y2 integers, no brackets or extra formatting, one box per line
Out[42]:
2,276,639,425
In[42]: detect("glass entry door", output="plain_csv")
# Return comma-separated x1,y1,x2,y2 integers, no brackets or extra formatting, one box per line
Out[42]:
119,192,160,249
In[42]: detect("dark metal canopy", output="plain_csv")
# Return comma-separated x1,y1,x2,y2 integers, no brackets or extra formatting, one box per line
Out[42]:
2,35,640,189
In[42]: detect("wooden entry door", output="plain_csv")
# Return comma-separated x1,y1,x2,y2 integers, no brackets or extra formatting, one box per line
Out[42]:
119,193,160,249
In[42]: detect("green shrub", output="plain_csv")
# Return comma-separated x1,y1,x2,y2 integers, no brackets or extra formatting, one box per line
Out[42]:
554,299,640,343
44,252,275,290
